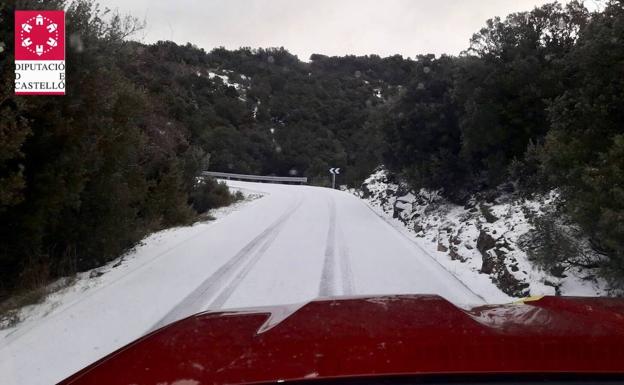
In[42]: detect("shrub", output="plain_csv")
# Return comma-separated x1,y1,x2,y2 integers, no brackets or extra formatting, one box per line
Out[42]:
520,206,600,278
189,178,240,214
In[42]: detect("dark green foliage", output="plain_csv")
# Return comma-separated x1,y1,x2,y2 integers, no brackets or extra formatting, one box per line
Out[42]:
380,1,624,284
379,2,593,200
520,207,594,278
0,1,31,212
538,1,624,287
0,0,237,297
190,178,241,214
113,42,424,188
382,55,467,199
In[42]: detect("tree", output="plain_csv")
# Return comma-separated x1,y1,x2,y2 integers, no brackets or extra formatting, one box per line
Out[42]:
540,1,624,285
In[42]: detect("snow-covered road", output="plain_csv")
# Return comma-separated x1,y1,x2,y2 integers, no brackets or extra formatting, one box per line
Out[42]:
1,181,485,385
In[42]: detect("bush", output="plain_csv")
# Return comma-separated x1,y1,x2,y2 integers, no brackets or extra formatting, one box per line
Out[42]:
520,206,600,278
189,178,241,214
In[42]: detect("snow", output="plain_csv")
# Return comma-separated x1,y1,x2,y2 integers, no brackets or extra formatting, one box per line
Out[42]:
208,71,243,90
207,70,251,103
0,180,497,385
253,99,261,120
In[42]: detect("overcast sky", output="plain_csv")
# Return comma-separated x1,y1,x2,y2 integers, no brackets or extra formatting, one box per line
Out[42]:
98,0,579,60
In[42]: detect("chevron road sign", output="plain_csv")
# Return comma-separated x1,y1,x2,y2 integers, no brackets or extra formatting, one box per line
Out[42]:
329,167,341,189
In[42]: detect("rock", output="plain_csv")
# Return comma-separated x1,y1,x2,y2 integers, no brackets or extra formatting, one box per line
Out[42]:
476,230,496,254
480,204,498,223
510,264,519,272
480,250,496,274
449,247,466,262
549,264,567,278
544,280,562,296
392,199,411,222
477,230,497,274
465,244,473,250
89,270,104,278
360,183,372,199
437,242,448,252
484,190,498,203
476,230,528,297
494,270,530,297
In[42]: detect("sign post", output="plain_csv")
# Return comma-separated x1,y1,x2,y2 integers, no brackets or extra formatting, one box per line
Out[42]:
329,167,340,189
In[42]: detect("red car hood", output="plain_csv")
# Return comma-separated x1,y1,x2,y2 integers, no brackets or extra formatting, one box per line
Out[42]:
60,295,624,384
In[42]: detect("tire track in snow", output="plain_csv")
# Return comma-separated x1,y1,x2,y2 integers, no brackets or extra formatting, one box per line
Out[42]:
151,194,303,331
319,196,355,297
337,223,355,295
207,224,282,309
319,198,337,297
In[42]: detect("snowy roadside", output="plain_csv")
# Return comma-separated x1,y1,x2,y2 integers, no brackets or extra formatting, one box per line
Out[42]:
353,168,608,302
0,189,263,339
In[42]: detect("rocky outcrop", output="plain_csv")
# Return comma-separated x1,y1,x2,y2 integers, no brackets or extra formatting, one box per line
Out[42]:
358,167,607,299
476,230,529,297
477,231,496,255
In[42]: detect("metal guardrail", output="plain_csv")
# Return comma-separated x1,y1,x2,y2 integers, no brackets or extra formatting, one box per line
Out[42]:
202,171,307,184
